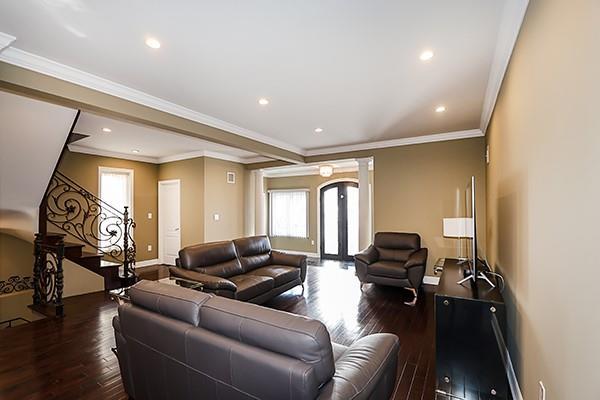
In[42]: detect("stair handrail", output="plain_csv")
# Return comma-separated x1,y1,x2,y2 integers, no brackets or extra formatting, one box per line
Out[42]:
43,170,137,278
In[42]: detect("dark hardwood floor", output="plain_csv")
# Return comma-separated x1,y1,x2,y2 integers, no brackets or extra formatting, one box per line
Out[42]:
0,262,437,400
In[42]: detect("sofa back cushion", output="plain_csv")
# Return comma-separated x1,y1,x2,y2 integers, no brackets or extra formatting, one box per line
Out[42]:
199,296,335,389
178,241,243,278
374,232,421,262
233,235,272,272
128,280,211,326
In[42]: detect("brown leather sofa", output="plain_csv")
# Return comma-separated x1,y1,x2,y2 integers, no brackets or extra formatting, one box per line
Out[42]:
169,235,306,304
355,232,428,305
113,280,399,400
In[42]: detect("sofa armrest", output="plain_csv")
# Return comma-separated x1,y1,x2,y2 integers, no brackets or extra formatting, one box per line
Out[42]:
168,267,237,292
405,248,428,268
318,333,399,400
271,250,308,282
354,245,378,265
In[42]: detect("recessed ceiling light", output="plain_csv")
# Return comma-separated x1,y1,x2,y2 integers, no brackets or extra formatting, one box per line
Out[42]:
420,50,434,61
435,105,446,113
314,128,323,133
101,127,112,133
131,149,140,154
145,37,161,49
258,98,269,106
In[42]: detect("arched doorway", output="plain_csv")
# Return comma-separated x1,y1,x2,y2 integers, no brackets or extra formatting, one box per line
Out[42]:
320,181,359,261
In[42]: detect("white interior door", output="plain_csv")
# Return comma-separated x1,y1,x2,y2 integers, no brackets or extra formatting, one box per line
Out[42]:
159,180,181,265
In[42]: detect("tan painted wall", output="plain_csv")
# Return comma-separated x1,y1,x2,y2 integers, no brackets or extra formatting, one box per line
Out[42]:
158,157,205,247
485,0,599,398
266,172,360,253
373,138,486,276
203,158,245,242
0,233,102,304
57,151,159,261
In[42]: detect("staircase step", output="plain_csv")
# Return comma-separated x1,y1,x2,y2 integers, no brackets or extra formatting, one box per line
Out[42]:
100,260,121,268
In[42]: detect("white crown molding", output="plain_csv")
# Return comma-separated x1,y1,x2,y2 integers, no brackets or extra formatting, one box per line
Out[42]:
69,143,267,165
305,129,483,156
0,32,16,53
68,144,158,163
263,158,373,178
0,46,304,155
480,0,530,133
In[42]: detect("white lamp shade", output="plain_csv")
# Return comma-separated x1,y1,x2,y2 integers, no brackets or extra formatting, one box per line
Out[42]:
443,218,473,238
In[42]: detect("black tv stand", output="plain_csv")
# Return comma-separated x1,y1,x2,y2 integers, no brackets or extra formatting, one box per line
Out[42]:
435,258,509,399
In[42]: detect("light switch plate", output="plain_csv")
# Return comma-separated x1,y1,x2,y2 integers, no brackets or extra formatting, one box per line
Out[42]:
147,244,152,252
147,212,153,219
213,213,220,221
538,381,546,400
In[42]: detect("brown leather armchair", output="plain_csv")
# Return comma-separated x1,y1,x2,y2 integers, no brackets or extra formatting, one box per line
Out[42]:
355,232,428,305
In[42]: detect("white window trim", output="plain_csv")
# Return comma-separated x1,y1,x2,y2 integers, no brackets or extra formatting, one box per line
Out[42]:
268,188,309,239
98,167,135,251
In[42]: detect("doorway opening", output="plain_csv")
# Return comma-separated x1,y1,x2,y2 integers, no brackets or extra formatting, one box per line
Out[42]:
320,181,359,261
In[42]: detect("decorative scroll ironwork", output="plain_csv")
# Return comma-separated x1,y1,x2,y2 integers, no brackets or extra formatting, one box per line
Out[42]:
33,234,64,317
44,171,136,277
0,276,34,294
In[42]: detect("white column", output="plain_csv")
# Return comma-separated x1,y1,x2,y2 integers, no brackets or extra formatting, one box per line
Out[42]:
357,158,371,251
244,170,256,237
254,169,267,236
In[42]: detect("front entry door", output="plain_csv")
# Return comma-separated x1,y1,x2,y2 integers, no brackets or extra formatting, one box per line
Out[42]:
158,180,181,265
320,182,359,261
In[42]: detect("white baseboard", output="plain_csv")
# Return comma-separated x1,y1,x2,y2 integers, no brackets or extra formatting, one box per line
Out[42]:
273,249,319,258
135,258,160,268
423,275,440,285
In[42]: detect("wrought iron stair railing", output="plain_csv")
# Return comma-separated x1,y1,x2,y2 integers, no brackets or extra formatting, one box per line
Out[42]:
34,170,137,316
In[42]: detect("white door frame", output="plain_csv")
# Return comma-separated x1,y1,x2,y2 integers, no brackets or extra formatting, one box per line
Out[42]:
158,179,181,265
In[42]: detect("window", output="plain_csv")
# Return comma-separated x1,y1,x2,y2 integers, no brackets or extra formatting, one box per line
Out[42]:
99,167,134,250
269,189,308,238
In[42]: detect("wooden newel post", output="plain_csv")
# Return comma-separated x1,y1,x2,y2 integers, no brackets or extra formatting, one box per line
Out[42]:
123,206,130,278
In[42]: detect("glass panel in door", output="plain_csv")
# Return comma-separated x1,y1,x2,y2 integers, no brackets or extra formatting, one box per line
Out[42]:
346,186,359,256
323,186,339,255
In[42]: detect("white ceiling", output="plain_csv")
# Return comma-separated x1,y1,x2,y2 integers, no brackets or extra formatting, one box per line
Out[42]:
71,112,268,164
0,0,519,155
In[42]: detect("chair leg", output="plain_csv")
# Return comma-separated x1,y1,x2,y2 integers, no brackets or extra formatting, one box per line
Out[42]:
404,287,418,306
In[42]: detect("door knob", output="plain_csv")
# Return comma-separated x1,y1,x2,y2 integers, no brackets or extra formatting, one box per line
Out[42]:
174,228,180,231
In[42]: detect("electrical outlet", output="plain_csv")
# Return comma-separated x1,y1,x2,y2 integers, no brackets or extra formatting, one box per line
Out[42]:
147,244,152,252
213,213,220,221
538,381,546,400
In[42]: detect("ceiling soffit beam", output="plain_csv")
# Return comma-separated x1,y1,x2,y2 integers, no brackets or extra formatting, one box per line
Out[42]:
0,62,305,164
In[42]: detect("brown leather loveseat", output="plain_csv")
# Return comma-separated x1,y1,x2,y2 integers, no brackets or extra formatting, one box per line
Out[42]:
113,280,400,400
169,235,306,304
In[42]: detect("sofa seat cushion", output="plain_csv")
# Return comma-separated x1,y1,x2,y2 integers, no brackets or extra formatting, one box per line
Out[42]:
368,261,407,279
247,265,300,286
229,274,274,301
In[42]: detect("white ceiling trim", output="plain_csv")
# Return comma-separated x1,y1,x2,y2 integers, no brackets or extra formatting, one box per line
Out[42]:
263,158,373,178
480,0,529,133
68,143,268,165
0,32,15,53
0,45,304,155
305,129,483,156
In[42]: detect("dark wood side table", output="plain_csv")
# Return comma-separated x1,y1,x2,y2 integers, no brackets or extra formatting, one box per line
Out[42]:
434,258,509,400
